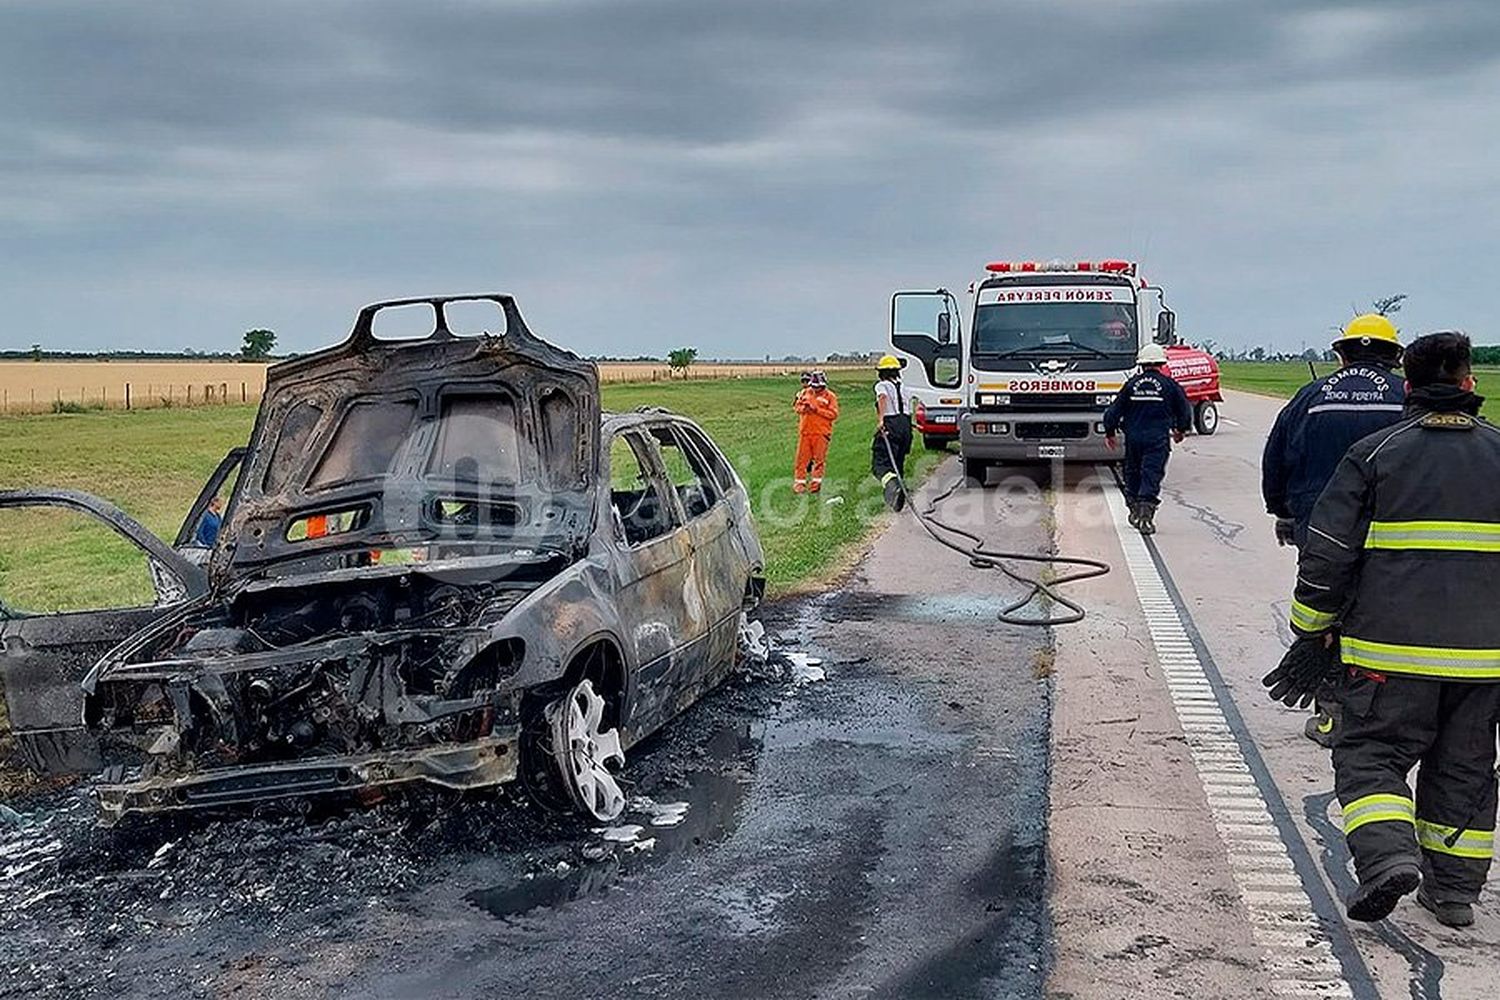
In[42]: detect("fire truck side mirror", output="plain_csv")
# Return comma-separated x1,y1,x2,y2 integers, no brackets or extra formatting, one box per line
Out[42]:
937,312,952,345
1155,309,1177,345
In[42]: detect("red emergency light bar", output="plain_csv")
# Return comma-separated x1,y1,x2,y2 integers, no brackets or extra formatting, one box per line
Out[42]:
985,259,1136,276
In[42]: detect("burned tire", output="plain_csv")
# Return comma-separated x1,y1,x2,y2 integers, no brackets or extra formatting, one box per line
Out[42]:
546,679,626,821
518,677,626,819
922,434,951,452
963,457,991,487
1194,400,1220,436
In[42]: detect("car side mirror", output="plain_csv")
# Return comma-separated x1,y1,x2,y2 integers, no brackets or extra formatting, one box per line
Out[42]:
937,312,952,345
1155,309,1177,345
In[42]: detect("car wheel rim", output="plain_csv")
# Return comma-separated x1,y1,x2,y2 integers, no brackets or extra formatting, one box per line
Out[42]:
1201,404,1218,432
548,679,626,821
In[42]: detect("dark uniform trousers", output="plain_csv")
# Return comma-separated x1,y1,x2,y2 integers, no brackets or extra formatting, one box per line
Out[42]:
1334,674,1500,903
1123,439,1171,508
872,414,912,481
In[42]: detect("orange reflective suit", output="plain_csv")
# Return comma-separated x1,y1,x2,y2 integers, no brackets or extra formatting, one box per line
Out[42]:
793,387,840,491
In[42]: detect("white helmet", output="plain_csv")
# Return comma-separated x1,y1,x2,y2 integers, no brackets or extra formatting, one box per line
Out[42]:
1136,343,1168,366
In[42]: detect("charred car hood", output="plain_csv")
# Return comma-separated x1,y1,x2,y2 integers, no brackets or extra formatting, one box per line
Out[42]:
212,295,600,590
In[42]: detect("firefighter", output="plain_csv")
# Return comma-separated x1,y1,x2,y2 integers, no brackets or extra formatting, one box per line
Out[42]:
1262,313,1406,747
871,354,912,511
1287,332,1500,927
793,369,839,493
795,370,812,401
1103,343,1192,535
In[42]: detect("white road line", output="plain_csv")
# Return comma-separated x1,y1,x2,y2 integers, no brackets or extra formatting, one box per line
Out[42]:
1223,417,1243,427
1100,476,1350,997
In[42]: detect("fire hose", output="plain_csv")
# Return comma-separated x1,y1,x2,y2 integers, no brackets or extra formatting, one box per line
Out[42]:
879,431,1112,627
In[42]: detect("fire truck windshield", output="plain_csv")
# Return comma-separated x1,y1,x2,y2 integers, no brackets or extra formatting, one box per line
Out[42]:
973,302,1138,359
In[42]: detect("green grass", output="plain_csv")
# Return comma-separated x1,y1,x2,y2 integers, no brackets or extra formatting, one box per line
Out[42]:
0,374,940,610
1220,362,1500,420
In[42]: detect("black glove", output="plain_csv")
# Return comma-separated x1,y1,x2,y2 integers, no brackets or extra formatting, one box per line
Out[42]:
1274,518,1296,547
1262,635,1341,709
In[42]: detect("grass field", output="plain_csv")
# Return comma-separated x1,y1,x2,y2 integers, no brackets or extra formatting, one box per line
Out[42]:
0,360,852,414
1219,361,1500,419
0,373,938,615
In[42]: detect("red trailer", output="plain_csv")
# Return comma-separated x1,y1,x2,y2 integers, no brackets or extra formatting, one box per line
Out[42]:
1164,344,1223,435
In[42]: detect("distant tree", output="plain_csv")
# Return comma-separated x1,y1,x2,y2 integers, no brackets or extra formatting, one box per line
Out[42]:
29,343,41,362
1198,339,1218,357
667,347,698,377
1249,346,1266,362
241,329,277,360
1371,294,1407,317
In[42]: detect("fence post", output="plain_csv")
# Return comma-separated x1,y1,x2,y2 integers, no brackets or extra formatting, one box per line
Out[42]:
126,383,132,410
241,381,247,402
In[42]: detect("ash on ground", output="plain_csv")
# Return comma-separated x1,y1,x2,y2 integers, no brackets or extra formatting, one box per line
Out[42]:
0,615,826,997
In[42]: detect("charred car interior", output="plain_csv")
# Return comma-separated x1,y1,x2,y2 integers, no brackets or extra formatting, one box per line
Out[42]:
1,295,764,824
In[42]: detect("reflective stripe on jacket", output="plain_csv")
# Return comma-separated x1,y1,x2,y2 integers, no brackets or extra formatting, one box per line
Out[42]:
1291,407,1500,680
1102,370,1192,442
1261,364,1405,523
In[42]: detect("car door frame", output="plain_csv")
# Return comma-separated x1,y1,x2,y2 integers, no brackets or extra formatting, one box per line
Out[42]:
173,446,246,549
599,427,706,742
0,490,208,773
646,419,748,700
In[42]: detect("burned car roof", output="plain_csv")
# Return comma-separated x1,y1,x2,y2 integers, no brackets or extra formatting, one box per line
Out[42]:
214,295,600,589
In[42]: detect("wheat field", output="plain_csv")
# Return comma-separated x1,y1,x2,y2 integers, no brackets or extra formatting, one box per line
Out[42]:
0,360,849,413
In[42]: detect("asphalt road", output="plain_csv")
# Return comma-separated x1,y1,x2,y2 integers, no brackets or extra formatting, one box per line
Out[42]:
0,468,1057,1000
10,389,1495,1000
1051,390,1500,1000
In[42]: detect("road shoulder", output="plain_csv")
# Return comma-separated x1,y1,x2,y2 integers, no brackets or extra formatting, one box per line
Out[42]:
1048,468,1268,997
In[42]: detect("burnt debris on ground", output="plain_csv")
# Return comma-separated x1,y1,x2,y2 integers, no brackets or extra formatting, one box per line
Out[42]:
0,612,827,996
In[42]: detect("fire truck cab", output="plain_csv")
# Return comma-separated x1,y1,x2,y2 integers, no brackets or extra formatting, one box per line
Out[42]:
888,259,1216,481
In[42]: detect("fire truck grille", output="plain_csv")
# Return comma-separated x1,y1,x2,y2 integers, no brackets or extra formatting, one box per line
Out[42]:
1016,421,1091,441
1007,393,1097,411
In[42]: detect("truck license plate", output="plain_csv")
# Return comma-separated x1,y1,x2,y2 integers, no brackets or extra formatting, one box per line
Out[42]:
1037,445,1066,458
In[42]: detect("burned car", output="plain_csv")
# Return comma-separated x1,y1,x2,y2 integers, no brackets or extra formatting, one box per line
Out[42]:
3,295,763,823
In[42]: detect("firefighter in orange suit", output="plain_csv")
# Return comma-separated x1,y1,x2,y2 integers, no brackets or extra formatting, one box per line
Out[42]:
793,370,839,493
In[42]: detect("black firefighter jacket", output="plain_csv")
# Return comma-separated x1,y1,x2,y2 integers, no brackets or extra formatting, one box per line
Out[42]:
1290,391,1500,681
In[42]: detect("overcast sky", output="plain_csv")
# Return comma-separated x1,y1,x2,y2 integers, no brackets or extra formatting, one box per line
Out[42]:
3,0,1497,357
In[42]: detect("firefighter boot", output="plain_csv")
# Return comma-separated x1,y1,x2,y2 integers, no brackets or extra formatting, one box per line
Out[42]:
1127,501,1142,530
1138,503,1157,536
881,472,906,513
1346,861,1422,923
1418,886,1475,928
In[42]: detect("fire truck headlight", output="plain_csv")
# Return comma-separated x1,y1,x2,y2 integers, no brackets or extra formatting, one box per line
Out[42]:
1094,394,1115,407
995,422,1010,435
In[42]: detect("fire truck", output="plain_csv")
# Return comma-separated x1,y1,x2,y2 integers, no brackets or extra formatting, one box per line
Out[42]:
887,258,1220,481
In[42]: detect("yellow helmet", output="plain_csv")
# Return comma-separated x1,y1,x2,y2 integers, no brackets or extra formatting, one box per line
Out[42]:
1336,314,1401,347
877,354,902,371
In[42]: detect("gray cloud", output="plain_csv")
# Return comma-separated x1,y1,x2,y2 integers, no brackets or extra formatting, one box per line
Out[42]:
2,0,1498,355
